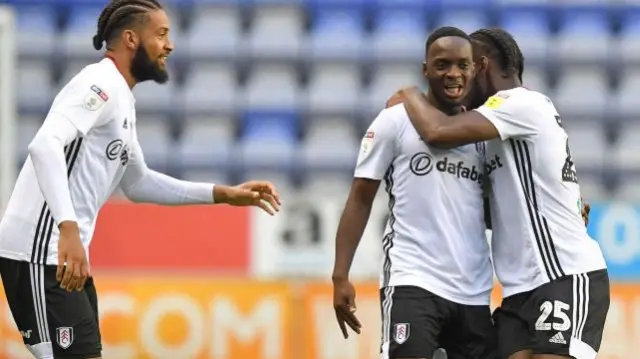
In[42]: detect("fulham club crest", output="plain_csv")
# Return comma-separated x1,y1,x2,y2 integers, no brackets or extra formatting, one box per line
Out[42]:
393,323,410,344
56,327,74,349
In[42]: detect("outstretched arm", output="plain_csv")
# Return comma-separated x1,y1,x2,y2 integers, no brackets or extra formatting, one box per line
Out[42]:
400,87,501,148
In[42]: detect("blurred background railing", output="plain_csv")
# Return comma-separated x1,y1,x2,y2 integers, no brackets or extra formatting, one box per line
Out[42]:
1,0,639,358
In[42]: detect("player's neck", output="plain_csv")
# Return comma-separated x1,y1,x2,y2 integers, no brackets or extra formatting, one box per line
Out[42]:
425,91,462,115
104,51,137,89
493,77,522,92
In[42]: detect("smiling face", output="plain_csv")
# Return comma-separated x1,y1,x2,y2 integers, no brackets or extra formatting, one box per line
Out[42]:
130,9,173,84
424,36,475,107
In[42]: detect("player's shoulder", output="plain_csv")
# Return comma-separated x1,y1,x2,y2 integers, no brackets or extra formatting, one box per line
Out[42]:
64,60,121,98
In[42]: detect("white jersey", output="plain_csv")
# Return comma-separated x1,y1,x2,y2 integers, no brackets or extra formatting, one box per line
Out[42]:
355,104,492,305
0,58,139,266
475,87,607,298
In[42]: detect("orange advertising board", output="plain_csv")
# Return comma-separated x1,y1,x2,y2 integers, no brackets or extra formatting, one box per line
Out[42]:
0,279,638,359
0,277,291,359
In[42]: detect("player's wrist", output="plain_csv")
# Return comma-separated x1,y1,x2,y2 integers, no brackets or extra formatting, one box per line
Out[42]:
212,185,232,204
331,272,350,283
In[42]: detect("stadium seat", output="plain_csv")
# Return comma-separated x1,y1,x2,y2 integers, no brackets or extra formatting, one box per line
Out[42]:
300,116,359,171
132,79,176,115
498,9,550,65
177,116,234,170
614,176,640,202
185,5,241,60
437,10,489,34
237,133,297,172
552,68,609,119
619,11,640,65
362,64,422,116
554,11,611,65
182,63,237,116
58,60,89,86
135,117,172,169
15,5,57,59
563,121,607,172
611,120,640,170
17,61,54,114
522,66,548,93
576,174,609,202
246,5,304,60
370,9,427,63
61,6,104,60
16,115,42,163
614,69,640,118
241,64,299,110
302,172,352,196
306,64,360,116
308,5,365,61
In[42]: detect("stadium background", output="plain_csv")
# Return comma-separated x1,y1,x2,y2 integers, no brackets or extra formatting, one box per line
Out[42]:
0,0,639,357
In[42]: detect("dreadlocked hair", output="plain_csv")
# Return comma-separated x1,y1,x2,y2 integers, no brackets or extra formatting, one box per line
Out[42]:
425,26,470,57
470,27,524,82
93,0,163,51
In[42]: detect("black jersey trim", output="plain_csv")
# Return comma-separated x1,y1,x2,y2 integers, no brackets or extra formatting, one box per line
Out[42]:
30,138,84,265
381,164,396,287
510,139,565,281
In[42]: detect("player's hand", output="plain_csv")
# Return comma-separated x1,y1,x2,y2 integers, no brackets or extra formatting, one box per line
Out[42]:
57,221,89,292
581,199,591,226
386,86,423,108
216,181,281,215
333,278,362,339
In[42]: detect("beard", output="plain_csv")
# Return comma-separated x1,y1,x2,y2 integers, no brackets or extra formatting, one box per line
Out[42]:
130,44,169,84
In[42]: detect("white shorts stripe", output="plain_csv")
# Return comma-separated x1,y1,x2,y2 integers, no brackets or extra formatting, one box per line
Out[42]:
572,273,590,341
380,286,395,359
37,264,50,342
29,264,46,342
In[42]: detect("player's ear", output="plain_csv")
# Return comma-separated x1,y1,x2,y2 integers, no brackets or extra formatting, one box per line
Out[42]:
122,29,139,51
479,56,489,72
422,61,428,76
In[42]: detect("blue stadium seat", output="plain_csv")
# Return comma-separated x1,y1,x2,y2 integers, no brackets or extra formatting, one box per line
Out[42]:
300,116,359,171
16,115,43,166
135,117,173,169
17,61,54,114
61,6,104,59
437,10,489,34
612,121,640,172
308,4,365,61
563,121,607,173
237,111,298,171
306,64,360,116
522,67,548,94
554,11,611,65
619,11,640,65
185,5,241,61
370,9,426,63
614,69,640,118
15,5,57,59
362,64,422,117
241,64,299,111
499,10,550,66
246,5,304,61
553,68,609,120
177,116,234,171
182,63,238,116
132,78,177,115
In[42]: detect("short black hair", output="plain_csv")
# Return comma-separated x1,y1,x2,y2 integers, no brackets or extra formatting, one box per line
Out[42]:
93,0,163,51
425,26,470,57
469,27,524,81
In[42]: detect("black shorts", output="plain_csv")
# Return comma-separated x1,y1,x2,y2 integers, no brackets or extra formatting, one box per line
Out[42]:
380,285,498,359
493,269,610,359
0,257,102,359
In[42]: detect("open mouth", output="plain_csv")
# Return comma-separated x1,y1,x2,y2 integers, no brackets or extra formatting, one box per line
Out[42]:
159,55,168,66
444,84,464,98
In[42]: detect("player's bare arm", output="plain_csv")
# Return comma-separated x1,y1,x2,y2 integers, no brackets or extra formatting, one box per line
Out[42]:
332,178,379,338
400,86,500,148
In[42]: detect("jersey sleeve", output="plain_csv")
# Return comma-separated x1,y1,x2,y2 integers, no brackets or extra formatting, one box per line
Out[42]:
473,90,539,140
353,109,398,180
46,73,114,135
